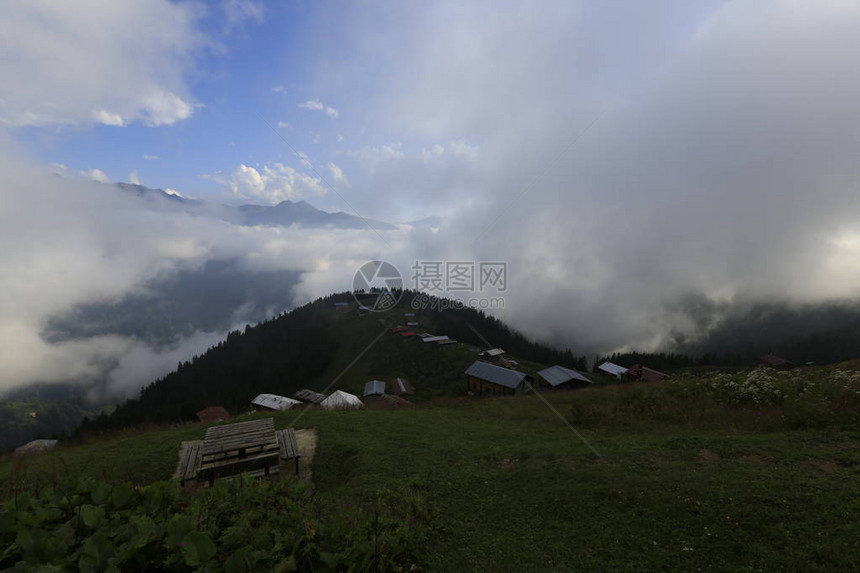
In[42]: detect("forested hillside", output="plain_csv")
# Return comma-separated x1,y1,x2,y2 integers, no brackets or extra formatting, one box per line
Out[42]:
79,291,589,433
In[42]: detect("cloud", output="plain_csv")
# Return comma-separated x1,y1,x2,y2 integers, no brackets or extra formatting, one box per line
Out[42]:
221,0,264,33
0,0,202,127
82,169,111,184
210,163,327,204
297,99,324,111
311,0,860,352
143,155,160,161
129,171,141,185
272,85,285,93
277,121,290,129
327,162,349,186
0,141,412,397
297,99,339,119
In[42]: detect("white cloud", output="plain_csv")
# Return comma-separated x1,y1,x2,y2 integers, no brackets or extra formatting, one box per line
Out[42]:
221,0,264,33
297,99,339,119
211,163,326,204
327,162,349,186
272,85,285,93
81,169,111,184
129,171,141,185
92,110,124,127
297,99,324,111
143,155,160,161
337,134,344,142
164,188,183,198
0,1,202,127
277,121,290,129
350,143,405,171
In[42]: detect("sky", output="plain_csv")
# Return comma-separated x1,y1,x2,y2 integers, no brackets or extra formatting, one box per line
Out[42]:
2,0,860,397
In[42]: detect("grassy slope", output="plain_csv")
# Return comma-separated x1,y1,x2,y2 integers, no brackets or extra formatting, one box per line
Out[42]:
3,371,858,572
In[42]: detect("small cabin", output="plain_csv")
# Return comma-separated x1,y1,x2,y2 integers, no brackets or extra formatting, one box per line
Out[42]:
758,354,795,370
537,365,592,390
364,380,387,397
196,406,231,423
627,364,669,382
464,361,530,396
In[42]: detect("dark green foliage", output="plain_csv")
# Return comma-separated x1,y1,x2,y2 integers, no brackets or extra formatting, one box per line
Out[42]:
1,475,425,572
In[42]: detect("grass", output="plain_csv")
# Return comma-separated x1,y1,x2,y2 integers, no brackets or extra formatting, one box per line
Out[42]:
3,369,859,571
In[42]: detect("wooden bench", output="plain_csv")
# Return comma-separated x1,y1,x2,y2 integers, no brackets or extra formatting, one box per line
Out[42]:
276,428,301,476
199,418,280,485
178,443,203,485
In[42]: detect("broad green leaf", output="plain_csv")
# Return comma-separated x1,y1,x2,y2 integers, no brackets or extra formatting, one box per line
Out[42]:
79,504,104,528
182,530,216,567
111,483,136,510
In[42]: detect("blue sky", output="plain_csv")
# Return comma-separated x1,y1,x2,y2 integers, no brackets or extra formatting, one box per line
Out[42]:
9,0,723,218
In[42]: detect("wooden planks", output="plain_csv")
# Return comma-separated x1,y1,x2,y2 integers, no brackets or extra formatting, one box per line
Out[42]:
199,418,281,485
179,443,203,485
276,428,301,476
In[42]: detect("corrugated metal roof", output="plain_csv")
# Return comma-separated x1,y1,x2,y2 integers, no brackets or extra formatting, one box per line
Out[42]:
422,335,450,343
364,380,387,396
597,362,628,376
464,361,527,389
538,365,592,387
251,393,301,411
485,348,505,356
437,339,457,345
292,389,327,404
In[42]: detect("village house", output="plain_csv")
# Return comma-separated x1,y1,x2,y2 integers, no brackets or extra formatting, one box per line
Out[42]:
293,389,327,404
464,361,531,396
758,354,795,370
364,380,387,397
536,365,592,390
626,364,670,382
390,377,415,396
196,406,231,423
251,393,302,411
597,361,628,378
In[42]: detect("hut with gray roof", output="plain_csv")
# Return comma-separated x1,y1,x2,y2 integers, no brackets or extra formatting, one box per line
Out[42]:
536,365,593,390
464,361,530,396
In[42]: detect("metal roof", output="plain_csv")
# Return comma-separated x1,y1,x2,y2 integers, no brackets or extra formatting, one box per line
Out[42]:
538,365,592,387
484,348,505,356
321,390,363,409
14,439,58,456
292,389,327,403
464,361,527,389
251,393,301,411
437,339,458,345
364,380,387,396
597,362,628,376
422,335,450,343
392,377,415,395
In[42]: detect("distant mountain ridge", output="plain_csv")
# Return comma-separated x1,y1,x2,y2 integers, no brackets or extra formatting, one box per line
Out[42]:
115,182,397,230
